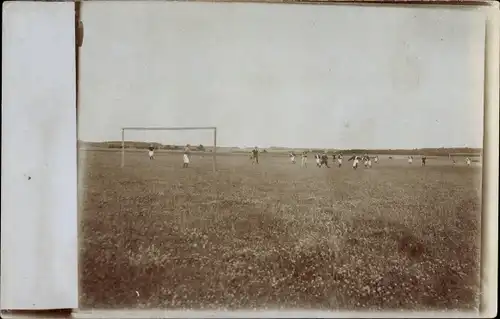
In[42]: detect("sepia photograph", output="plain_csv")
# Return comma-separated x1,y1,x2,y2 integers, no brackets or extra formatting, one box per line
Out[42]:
78,1,486,311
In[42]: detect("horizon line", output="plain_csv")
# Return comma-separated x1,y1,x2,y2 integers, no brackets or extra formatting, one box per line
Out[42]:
78,140,482,151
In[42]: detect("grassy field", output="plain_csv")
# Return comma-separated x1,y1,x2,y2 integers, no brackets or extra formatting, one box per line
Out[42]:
79,150,482,311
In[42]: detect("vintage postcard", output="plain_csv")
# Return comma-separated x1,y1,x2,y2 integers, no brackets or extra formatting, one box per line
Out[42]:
76,0,493,315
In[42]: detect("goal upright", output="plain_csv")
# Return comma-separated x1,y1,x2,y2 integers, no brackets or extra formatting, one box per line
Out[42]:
120,126,217,172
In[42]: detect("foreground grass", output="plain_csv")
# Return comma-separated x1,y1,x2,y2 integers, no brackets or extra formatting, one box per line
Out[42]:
79,151,481,310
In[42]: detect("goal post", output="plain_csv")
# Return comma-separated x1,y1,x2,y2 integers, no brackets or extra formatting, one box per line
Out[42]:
120,126,217,172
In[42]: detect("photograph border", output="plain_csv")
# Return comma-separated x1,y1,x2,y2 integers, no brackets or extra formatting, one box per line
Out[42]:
73,1,500,317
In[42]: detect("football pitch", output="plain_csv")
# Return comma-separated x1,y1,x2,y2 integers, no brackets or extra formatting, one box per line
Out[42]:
79,150,482,310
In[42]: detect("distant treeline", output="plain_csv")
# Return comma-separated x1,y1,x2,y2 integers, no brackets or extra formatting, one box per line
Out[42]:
79,141,481,156
81,141,209,151
337,148,482,156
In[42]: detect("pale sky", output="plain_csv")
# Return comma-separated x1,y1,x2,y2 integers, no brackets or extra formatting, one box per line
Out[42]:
78,1,485,149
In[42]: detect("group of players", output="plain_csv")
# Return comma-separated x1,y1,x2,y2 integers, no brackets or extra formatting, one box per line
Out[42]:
257,149,472,168
148,143,192,168
285,151,377,169
250,148,379,169
146,144,473,168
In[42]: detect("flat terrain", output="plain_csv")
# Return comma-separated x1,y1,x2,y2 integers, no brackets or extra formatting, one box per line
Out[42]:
79,150,482,310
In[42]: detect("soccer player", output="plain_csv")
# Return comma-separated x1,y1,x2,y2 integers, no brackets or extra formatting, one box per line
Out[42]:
363,154,369,168
348,155,359,169
320,152,330,168
374,155,379,164
148,144,155,160
366,155,372,168
337,153,343,167
183,144,191,168
421,155,427,167
252,147,259,165
315,154,321,167
466,157,472,166
353,156,360,169
408,156,413,164
290,152,296,164
301,151,308,167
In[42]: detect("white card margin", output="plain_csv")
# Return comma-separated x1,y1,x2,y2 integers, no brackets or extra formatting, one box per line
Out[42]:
1,1,78,310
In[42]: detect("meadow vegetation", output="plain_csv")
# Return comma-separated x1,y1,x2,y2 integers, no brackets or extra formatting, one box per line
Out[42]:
79,150,481,310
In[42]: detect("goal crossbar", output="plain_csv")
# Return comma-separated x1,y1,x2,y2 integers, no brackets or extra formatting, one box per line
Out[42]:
120,126,217,172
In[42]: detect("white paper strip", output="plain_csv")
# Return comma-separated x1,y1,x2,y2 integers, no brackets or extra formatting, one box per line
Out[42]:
1,1,78,310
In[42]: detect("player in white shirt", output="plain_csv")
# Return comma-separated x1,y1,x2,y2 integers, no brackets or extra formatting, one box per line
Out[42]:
183,144,191,168
348,155,359,169
301,151,308,167
363,154,370,168
148,144,155,160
